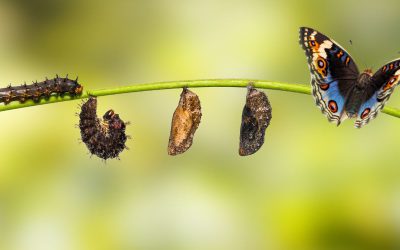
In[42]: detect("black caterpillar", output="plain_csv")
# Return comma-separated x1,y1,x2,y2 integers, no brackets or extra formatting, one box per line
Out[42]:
79,97,129,160
0,75,83,104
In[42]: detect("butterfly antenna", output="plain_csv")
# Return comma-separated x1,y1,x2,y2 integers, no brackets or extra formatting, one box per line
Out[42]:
349,39,370,71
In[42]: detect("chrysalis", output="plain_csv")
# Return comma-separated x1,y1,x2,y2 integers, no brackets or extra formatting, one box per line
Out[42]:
239,85,272,156
79,97,129,160
168,88,202,155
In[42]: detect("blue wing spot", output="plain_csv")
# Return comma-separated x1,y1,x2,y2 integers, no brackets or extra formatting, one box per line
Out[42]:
320,84,329,90
361,108,371,119
328,100,338,113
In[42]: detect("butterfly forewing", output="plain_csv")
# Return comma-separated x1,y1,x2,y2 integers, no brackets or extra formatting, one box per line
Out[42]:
299,27,360,125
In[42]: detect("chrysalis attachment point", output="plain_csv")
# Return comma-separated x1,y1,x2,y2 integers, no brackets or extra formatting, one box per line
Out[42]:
239,85,272,156
79,97,129,160
168,88,202,156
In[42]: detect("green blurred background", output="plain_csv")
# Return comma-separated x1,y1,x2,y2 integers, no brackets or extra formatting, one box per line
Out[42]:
1,0,400,249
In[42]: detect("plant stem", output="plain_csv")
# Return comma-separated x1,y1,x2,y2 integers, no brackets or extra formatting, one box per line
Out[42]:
0,79,399,119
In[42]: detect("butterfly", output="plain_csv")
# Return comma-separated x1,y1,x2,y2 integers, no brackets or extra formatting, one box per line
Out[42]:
299,27,400,128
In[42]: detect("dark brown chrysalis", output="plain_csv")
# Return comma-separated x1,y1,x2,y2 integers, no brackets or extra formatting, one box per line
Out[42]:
168,88,202,155
79,97,128,160
239,85,272,156
0,75,83,104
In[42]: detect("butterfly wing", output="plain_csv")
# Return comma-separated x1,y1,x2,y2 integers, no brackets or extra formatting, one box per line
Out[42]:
299,27,360,125
355,59,400,128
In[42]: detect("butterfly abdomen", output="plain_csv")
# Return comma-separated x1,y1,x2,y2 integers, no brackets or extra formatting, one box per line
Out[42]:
344,72,374,117
344,89,365,118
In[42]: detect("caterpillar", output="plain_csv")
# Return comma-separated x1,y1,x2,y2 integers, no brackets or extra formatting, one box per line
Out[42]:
79,97,129,160
239,85,272,156
0,75,83,104
168,88,202,155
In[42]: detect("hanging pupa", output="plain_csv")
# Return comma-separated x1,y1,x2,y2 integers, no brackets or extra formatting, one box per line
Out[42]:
239,85,272,156
168,87,202,155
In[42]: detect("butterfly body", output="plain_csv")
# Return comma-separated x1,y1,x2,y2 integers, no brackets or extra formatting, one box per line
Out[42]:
299,27,400,128
340,70,371,118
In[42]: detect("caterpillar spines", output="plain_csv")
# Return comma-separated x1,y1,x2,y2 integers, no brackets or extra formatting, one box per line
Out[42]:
79,97,129,160
0,75,83,104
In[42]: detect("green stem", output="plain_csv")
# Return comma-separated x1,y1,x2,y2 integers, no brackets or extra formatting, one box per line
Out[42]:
0,79,399,119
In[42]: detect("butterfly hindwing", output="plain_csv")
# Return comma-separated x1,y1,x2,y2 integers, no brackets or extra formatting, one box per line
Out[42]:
312,78,352,124
355,59,400,128
299,27,359,125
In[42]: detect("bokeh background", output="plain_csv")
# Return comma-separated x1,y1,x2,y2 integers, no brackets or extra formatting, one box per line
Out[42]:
0,0,400,249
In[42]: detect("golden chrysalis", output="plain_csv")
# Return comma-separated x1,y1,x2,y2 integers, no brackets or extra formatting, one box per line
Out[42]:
168,88,202,155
